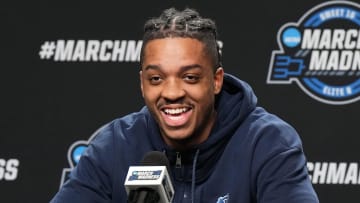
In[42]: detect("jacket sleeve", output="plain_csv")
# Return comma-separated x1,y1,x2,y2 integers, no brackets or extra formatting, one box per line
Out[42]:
253,121,319,203
49,127,114,203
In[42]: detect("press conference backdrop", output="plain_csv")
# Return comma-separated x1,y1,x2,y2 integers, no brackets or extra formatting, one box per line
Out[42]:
1,0,360,202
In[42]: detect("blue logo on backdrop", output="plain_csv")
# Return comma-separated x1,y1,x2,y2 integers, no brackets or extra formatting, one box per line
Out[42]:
59,124,108,187
267,1,360,105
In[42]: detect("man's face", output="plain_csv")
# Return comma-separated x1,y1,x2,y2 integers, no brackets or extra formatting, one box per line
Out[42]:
140,38,223,149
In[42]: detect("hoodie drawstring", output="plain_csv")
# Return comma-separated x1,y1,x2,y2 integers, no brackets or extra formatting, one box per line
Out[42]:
191,149,200,203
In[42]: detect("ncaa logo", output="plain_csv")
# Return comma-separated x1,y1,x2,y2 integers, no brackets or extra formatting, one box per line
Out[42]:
59,124,108,187
267,1,360,105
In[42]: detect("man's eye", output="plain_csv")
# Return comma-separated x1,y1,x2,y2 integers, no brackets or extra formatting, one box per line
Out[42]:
149,76,162,84
184,75,199,83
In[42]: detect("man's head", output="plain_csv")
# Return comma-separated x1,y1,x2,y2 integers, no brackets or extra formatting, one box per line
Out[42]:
140,7,222,70
140,8,224,150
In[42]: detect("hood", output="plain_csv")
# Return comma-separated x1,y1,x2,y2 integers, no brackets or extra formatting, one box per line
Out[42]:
207,73,258,147
145,73,258,182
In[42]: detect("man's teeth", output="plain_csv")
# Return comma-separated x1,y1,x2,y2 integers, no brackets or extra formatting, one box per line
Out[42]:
164,108,187,115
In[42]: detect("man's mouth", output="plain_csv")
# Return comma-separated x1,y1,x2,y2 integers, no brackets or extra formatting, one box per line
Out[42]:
161,107,192,126
163,107,189,115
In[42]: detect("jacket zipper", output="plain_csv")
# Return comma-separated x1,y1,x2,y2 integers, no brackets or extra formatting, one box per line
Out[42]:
176,152,182,168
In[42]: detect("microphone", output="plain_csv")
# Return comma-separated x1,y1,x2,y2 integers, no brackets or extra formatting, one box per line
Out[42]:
125,151,175,203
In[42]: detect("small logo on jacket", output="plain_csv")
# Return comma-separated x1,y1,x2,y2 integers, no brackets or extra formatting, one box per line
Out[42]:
267,1,360,105
216,193,229,203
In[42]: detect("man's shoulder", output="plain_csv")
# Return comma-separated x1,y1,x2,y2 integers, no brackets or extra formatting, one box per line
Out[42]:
115,107,150,128
90,107,151,142
245,107,302,148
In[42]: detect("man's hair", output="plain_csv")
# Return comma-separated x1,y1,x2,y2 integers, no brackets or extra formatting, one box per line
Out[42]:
140,7,222,70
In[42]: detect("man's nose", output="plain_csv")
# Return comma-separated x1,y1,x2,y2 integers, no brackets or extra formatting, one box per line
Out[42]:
161,78,186,101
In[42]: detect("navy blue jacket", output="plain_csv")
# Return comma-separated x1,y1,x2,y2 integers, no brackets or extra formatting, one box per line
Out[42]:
50,73,319,202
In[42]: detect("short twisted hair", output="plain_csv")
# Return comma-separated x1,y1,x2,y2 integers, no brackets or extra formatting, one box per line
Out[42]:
140,7,222,70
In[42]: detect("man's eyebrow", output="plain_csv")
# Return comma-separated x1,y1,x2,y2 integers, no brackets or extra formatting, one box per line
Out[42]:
179,64,203,72
143,64,203,72
143,64,160,71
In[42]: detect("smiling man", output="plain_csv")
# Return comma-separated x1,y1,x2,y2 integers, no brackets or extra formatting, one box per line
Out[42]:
140,37,223,150
50,7,319,203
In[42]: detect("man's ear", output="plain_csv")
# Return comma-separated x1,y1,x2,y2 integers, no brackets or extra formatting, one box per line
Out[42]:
139,70,144,98
214,67,224,94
